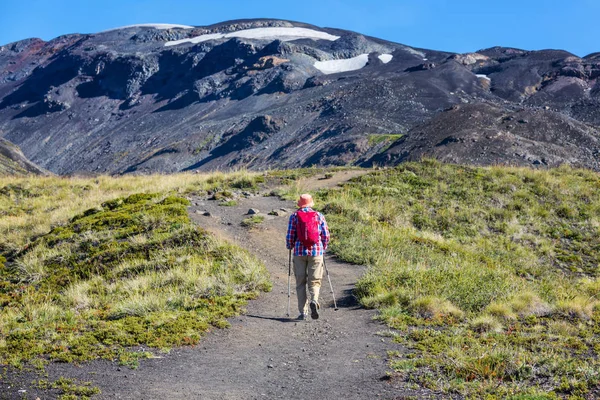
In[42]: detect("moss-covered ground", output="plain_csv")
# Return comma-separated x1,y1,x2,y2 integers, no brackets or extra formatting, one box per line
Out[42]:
296,160,600,399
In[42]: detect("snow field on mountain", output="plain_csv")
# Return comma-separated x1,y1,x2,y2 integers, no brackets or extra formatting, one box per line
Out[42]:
403,46,426,58
165,27,340,47
103,23,194,32
314,53,392,74
314,54,369,74
378,54,393,64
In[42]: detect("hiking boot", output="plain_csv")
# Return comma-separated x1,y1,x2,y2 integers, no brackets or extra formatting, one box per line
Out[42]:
297,313,307,320
310,301,319,320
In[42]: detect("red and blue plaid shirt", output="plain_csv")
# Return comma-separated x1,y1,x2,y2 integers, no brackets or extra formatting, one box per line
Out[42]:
286,207,330,256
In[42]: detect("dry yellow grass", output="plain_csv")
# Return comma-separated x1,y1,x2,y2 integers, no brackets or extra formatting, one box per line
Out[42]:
0,170,259,251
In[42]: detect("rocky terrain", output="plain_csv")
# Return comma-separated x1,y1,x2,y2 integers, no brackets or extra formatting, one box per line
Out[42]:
0,19,599,174
0,138,48,175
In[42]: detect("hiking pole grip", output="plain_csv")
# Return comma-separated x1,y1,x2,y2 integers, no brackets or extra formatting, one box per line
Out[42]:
287,249,291,317
323,258,338,310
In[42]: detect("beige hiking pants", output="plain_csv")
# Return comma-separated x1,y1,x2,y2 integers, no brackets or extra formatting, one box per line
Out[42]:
293,255,324,314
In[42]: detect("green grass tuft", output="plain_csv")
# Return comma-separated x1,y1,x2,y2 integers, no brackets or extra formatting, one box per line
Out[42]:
37,376,101,398
409,296,464,321
241,215,265,227
470,314,503,333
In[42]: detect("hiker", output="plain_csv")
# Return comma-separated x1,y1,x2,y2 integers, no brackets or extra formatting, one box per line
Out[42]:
286,193,330,320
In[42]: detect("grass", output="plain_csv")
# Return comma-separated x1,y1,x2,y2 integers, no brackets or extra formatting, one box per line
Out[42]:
291,160,600,398
367,134,404,147
0,170,271,398
0,154,30,176
241,215,265,227
3,161,600,399
0,191,271,369
0,170,261,254
36,377,101,399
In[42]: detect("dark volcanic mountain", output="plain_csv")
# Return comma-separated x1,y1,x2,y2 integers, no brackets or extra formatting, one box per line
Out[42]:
0,19,599,174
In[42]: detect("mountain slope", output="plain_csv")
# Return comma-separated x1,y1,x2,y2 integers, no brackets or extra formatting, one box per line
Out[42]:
0,138,49,175
0,19,599,174
372,102,600,169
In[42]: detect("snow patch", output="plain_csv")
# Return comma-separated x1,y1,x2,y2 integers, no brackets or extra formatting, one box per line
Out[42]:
165,27,340,47
378,54,393,64
476,74,491,81
102,23,194,32
403,46,426,58
314,54,369,74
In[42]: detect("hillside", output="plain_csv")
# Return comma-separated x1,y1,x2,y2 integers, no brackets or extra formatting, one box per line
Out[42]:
295,161,600,398
0,171,273,398
0,19,599,174
1,165,598,399
0,138,49,175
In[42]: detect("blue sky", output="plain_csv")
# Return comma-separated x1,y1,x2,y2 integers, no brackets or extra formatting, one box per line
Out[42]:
0,0,598,56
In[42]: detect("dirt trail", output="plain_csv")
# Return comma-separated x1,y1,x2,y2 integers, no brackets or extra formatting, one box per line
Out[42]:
12,171,419,400
293,169,369,191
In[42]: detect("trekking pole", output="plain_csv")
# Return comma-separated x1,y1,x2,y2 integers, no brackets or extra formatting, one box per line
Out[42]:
287,249,291,317
323,258,338,311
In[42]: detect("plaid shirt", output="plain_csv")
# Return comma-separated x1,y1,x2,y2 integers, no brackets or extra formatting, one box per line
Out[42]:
286,207,330,256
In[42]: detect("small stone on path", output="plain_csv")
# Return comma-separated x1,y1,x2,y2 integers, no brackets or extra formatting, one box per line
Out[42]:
247,208,260,215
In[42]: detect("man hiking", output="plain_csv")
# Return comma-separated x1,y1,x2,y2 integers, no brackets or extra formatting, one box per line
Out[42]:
286,193,330,320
